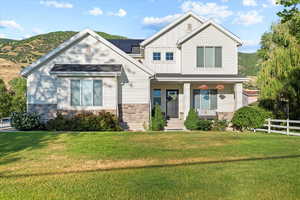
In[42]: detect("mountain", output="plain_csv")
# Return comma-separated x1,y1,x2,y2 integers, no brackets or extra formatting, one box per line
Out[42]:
238,52,259,76
0,31,259,84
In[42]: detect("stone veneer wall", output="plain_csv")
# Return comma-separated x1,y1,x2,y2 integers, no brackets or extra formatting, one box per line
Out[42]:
57,109,117,118
217,112,234,120
27,104,58,122
118,104,150,131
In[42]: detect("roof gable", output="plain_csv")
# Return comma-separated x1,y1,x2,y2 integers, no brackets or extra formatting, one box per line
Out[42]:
177,20,242,46
140,12,205,47
21,29,154,77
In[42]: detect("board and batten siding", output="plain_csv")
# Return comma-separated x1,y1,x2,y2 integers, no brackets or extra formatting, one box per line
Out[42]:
181,25,238,75
144,16,203,74
27,34,151,109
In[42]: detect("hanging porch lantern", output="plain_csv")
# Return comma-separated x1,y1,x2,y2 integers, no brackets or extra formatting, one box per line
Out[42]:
216,84,225,90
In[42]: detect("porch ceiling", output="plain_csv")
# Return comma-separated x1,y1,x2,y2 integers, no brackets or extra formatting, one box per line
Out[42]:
154,73,249,83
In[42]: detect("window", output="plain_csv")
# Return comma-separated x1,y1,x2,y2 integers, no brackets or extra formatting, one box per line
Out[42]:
197,47,222,68
71,80,103,106
166,52,174,61
153,52,161,61
193,89,217,110
152,89,161,106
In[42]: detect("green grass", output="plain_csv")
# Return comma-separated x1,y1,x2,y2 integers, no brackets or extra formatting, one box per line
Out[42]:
1,131,300,200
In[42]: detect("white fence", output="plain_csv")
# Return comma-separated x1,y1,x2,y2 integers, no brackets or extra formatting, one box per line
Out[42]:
255,119,300,136
0,117,11,129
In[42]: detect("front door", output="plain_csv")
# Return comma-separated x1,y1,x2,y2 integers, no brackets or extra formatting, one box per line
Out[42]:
166,90,179,118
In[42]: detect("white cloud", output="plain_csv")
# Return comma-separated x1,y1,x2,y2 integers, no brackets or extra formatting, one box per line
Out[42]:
32,28,44,35
88,7,103,16
233,11,263,26
0,20,23,31
268,0,277,5
181,1,233,22
243,39,260,46
143,14,182,28
0,33,6,38
243,0,257,6
40,1,73,8
108,8,127,17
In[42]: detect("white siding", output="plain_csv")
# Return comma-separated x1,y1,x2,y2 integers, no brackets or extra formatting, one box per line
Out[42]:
181,25,238,75
27,34,150,108
144,16,203,74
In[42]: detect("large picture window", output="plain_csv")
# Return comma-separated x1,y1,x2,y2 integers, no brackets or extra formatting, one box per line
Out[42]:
197,47,222,68
71,80,103,106
193,89,217,110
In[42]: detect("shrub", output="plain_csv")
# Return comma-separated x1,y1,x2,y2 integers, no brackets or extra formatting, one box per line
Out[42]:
212,120,229,131
184,109,200,130
150,104,166,131
198,119,213,131
46,112,122,131
11,112,43,131
232,106,272,131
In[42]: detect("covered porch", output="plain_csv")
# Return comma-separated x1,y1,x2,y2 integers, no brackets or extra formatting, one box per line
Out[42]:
151,74,248,121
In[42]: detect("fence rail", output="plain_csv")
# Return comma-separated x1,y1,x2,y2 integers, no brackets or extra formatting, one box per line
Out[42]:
255,118,300,136
0,117,11,129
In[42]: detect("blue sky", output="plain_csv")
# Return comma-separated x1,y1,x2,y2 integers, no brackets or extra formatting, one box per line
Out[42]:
0,0,282,52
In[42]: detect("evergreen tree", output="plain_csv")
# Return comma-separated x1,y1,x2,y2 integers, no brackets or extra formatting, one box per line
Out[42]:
0,79,12,118
9,77,27,113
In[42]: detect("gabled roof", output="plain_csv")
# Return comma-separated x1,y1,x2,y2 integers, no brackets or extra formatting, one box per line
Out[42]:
177,20,243,46
21,29,154,77
140,12,205,47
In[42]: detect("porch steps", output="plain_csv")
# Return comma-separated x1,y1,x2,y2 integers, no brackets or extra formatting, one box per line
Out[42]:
165,118,185,131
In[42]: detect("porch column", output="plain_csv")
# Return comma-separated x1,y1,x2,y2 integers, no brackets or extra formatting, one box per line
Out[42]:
184,83,191,119
234,83,243,110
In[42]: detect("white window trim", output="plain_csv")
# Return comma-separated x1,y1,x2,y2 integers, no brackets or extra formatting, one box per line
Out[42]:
197,46,222,68
194,89,218,111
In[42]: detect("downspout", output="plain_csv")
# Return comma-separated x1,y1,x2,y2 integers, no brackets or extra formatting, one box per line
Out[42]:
115,74,119,118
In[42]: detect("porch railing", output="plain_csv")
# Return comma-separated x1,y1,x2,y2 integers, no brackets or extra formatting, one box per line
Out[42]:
0,117,11,129
254,118,300,136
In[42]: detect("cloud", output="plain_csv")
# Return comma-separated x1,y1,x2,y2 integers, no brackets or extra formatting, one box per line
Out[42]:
181,1,233,22
108,8,127,17
32,28,45,35
233,11,263,26
143,14,182,29
243,0,257,6
88,7,103,16
0,20,23,30
40,1,73,8
263,0,277,7
243,39,260,46
221,0,229,2
0,33,6,38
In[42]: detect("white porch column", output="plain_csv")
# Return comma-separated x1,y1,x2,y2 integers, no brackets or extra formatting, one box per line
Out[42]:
234,83,243,110
183,83,191,119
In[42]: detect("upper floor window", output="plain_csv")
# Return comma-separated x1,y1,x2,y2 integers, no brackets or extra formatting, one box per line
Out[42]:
153,52,161,61
197,46,222,68
166,52,174,61
71,80,103,106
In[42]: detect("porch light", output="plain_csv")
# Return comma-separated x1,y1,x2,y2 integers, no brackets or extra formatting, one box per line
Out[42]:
198,84,209,90
216,84,225,90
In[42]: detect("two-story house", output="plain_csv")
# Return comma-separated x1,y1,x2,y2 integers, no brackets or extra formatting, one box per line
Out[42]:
21,12,248,130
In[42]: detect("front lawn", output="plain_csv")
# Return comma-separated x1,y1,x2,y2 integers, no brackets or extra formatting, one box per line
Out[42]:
0,131,300,199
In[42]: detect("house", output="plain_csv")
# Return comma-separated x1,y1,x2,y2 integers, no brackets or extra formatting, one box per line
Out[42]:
21,12,248,131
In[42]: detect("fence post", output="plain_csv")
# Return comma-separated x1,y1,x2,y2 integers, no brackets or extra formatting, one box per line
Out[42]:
287,119,290,136
268,118,271,133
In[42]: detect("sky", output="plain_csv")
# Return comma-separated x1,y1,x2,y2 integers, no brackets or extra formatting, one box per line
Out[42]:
0,0,282,52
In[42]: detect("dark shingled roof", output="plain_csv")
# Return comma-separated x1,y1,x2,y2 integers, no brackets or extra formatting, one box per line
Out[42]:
51,64,122,73
108,39,144,54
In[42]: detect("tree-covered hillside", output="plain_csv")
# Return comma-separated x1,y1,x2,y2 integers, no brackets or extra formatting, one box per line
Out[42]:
0,31,126,66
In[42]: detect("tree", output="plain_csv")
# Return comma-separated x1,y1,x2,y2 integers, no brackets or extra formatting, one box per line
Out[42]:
9,77,26,113
0,79,12,118
257,2,300,119
150,104,166,131
277,0,300,22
